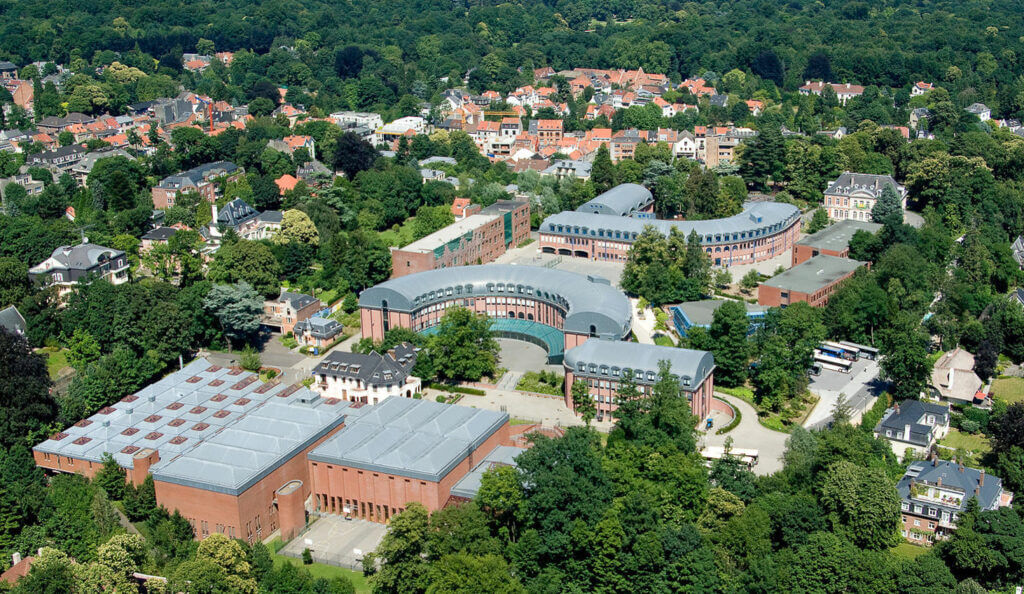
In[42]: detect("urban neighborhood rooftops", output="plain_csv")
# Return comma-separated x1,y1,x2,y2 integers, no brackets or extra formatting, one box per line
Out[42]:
308,398,509,482
796,220,882,252
760,255,865,294
33,358,357,496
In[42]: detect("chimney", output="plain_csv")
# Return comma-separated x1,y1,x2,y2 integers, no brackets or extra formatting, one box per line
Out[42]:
975,486,981,496
12,552,21,565
980,469,985,486
905,424,912,441
937,477,942,487
932,452,939,466
211,202,218,225
895,402,900,415
958,459,965,473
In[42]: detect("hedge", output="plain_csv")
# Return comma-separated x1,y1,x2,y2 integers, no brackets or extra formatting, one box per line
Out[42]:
429,383,486,396
716,404,742,435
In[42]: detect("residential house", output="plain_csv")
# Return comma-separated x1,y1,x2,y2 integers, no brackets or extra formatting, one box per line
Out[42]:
0,61,17,80
151,161,242,209
26,144,89,172
897,458,1012,544
267,135,315,160
263,290,321,335
910,107,931,130
206,199,281,243
36,113,94,135
911,82,935,97
823,172,906,222
930,348,984,404
531,119,563,146
1012,287,1024,309
873,400,950,457
296,160,332,187
0,173,44,204
542,159,592,180
293,316,344,350
375,117,427,146
310,343,421,404
0,305,26,337
799,81,865,105
966,103,991,121
71,148,134,186
499,117,523,137
679,78,716,98
140,226,179,252
1012,235,1024,268
29,242,129,297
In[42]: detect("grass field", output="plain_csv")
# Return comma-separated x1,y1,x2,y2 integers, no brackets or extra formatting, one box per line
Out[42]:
892,542,929,560
939,428,991,456
41,348,69,379
992,377,1024,404
268,539,370,592
378,219,417,247
515,371,563,396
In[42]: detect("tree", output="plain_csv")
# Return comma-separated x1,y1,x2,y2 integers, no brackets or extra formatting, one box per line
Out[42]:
571,380,596,426
426,554,524,594
411,205,455,240
207,240,282,297
65,328,101,371
203,283,264,347
0,328,56,447
93,453,126,501
871,183,902,223
476,465,523,542
740,269,760,293
333,132,378,179
820,460,900,550
429,307,499,382
806,208,829,234
739,125,785,191
273,209,320,246
708,301,749,387
879,314,932,401
365,503,430,594
591,144,616,193
240,345,261,371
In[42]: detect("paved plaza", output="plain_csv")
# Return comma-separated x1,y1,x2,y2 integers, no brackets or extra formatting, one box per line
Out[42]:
495,237,625,287
279,515,387,570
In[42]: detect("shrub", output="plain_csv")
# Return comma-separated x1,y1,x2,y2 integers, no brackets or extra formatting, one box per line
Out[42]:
302,548,313,565
264,369,277,379
428,383,485,395
436,395,447,403
716,404,742,435
240,346,261,372
959,419,981,434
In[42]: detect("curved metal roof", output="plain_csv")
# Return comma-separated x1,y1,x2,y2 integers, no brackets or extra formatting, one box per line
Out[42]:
576,183,653,217
543,201,800,246
359,265,632,338
564,338,714,391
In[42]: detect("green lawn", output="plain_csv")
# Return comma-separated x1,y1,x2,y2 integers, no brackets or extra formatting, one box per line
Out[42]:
992,377,1024,404
515,371,563,396
939,428,991,454
892,542,929,560
653,334,675,347
268,539,370,593
40,348,70,380
378,219,417,248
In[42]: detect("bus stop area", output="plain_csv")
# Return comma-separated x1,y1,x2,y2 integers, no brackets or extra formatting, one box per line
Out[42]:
805,356,883,430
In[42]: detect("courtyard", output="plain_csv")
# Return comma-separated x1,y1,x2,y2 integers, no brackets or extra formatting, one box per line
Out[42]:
278,515,387,571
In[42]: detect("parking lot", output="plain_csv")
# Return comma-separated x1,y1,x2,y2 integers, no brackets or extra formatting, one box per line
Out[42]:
279,515,387,570
805,357,886,429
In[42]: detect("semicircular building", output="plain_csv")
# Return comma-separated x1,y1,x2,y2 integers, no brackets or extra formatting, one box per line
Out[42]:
358,264,632,362
539,184,801,267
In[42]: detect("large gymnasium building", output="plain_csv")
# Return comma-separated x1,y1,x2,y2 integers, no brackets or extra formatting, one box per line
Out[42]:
539,184,802,267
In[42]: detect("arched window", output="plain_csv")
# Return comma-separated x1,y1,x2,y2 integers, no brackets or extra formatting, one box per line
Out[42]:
589,325,597,337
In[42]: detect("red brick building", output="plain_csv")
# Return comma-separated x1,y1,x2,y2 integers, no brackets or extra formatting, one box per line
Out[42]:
563,338,715,423
758,255,864,307
390,200,530,278
307,398,512,521
791,220,882,266
33,359,354,543
262,290,321,335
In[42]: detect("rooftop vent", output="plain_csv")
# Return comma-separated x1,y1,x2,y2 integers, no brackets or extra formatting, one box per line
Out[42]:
144,432,163,440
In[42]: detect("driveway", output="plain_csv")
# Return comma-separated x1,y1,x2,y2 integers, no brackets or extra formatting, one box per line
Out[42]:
279,515,386,570
700,393,789,476
804,359,886,430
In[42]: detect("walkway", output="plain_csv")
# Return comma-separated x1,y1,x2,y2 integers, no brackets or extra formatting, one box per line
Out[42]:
699,393,789,476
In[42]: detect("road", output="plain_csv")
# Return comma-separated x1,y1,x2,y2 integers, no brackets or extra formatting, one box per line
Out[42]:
804,359,888,430
700,393,789,475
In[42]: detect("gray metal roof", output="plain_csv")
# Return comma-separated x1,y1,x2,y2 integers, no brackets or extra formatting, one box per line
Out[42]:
875,400,949,447
672,299,767,327
308,398,509,482
760,255,864,294
542,201,801,246
158,161,239,190
32,243,124,272
825,172,904,198
564,338,714,391
358,265,631,338
141,227,177,241
576,184,652,216
449,445,525,499
33,358,354,496
796,220,882,251
277,291,317,310
218,198,259,227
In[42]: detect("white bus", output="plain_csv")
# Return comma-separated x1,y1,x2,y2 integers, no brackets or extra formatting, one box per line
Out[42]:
814,350,853,373
701,446,759,469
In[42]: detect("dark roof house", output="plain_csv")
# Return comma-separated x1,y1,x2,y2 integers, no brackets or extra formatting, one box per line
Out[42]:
312,343,417,388
874,400,950,449
0,306,26,336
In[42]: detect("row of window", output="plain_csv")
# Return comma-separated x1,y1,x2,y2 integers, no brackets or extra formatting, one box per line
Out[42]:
411,285,570,310
547,221,791,244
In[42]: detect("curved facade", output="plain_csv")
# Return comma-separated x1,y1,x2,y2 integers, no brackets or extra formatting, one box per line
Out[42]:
359,265,632,362
576,183,654,217
540,195,801,267
563,338,715,421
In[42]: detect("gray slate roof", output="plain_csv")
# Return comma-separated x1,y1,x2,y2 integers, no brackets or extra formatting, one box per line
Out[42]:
760,255,864,294
542,201,801,246
874,400,950,447
141,227,177,242
277,291,317,311
564,337,714,391
294,316,343,340
825,172,904,198
898,459,1005,513
576,184,652,216
0,306,26,336
36,243,124,271
450,445,525,499
158,161,239,190
312,343,416,386
34,358,356,495
358,265,632,339
218,198,259,227
796,220,882,251
308,398,509,482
